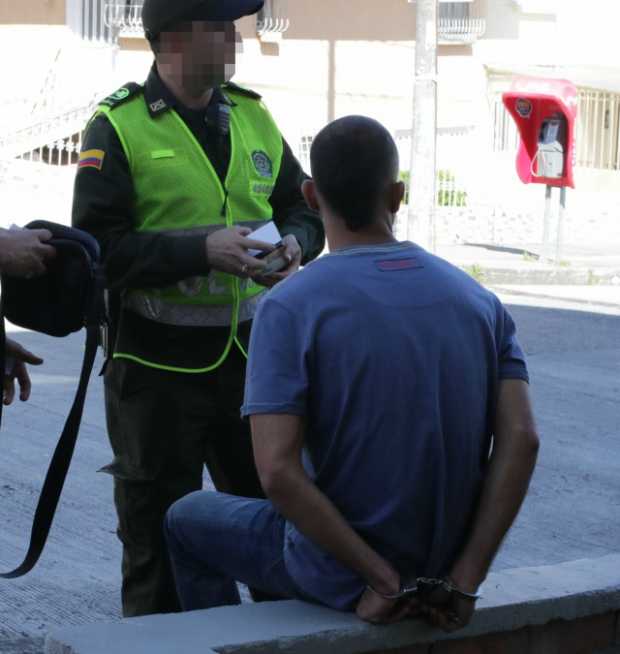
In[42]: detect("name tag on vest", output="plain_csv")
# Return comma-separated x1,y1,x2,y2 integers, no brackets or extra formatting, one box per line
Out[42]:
151,149,176,160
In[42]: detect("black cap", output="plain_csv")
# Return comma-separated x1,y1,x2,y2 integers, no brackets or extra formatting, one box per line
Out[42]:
142,0,265,40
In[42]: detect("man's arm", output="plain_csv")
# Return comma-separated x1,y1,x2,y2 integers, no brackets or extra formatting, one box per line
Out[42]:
450,379,539,589
428,379,539,631
251,413,401,602
245,298,404,623
270,139,325,261
72,115,210,291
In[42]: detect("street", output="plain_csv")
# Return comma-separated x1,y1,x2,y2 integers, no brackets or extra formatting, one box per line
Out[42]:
0,289,618,654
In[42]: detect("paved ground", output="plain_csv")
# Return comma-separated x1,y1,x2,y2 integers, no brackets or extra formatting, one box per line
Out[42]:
0,288,618,654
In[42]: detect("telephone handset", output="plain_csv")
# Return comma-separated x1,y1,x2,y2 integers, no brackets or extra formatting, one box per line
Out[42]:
532,113,567,179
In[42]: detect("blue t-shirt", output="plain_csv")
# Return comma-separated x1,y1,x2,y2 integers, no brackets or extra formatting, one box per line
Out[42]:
241,241,528,610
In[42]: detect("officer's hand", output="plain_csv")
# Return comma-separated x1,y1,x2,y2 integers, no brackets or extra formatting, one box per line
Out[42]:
3,338,44,405
252,234,302,288
0,228,56,279
205,227,274,278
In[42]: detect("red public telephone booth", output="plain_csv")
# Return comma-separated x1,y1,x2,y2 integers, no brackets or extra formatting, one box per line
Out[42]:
503,77,578,188
502,76,579,261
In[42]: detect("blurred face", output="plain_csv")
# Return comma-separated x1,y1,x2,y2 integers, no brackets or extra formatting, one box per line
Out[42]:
157,21,242,95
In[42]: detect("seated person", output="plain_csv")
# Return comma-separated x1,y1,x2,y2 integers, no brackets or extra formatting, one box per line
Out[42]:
164,115,539,629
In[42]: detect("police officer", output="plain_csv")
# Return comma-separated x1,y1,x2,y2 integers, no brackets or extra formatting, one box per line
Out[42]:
72,0,324,617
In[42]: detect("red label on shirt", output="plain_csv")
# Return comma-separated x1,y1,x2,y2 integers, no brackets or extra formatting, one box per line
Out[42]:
376,258,423,272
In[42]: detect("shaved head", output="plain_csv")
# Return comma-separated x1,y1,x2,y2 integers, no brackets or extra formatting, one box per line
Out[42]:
310,116,400,231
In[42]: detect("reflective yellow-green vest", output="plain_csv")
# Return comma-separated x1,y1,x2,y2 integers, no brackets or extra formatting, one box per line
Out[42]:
96,85,284,373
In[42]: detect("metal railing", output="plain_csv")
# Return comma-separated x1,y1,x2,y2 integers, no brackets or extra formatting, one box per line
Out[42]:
438,17,486,43
0,101,95,172
256,0,290,37
577,89,620,171
103,0,144,35
438,1,486,43
102,0,291,38
67,0,116,43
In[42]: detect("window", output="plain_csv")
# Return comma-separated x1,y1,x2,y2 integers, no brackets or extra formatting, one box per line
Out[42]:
577,89,620,171
298,135,314,171
66,0,116,43
439,2,471,21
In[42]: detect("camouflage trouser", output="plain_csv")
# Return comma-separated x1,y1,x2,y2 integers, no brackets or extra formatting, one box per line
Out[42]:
102,345,264,617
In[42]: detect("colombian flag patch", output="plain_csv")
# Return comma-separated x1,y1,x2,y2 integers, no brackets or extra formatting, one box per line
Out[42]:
78,149,105,171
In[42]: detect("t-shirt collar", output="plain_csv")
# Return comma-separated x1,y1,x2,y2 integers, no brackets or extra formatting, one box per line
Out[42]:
330,240,418,256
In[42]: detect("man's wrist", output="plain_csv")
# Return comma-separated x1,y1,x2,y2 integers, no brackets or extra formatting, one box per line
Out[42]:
366,563,400,597
443,577,483,601
448,562,486,595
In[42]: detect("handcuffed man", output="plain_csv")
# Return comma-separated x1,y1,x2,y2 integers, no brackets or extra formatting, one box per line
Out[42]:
164,116,539,629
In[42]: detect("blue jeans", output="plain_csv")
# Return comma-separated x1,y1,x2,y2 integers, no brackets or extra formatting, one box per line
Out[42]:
164,491,306,610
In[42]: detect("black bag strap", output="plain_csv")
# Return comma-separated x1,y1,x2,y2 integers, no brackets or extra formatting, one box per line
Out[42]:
0,272,103,578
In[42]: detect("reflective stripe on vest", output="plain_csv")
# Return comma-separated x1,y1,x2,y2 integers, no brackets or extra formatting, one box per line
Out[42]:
124,289,262,327
96,87,284,372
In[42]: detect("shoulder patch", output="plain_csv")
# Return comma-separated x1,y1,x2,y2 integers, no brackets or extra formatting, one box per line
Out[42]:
222,82,262,100
99,82,143,109
78,149,106,171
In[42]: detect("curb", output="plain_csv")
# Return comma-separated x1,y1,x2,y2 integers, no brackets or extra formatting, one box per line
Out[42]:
45,554,620,654
489,285,620,310
460,266,620,286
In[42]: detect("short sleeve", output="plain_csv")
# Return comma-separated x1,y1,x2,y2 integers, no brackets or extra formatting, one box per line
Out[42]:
498,307,530,383
241,296,309,417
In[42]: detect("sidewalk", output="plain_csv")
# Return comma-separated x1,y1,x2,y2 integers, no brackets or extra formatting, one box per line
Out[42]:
438,242,620,286
490,284,620,310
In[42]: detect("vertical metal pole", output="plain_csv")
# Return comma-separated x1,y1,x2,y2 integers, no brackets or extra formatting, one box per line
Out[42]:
407,0,438,251
543,184,552,259
556,186,567,264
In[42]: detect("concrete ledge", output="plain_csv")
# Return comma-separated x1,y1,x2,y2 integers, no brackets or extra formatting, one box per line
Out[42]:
45,553,620,654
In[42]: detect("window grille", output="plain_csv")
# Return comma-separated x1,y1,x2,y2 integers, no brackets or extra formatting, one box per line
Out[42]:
298,135,314,171
66,0,116,43
577,89,620,171
103,0,144,36
256,0,290,37
438,1,486,43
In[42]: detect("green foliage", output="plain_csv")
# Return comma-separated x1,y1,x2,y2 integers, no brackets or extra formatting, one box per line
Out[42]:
463,264,486,284
400,170,468,207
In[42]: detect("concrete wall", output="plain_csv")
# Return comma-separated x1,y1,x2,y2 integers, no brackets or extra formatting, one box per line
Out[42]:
45,554,620,654
0,0,65,25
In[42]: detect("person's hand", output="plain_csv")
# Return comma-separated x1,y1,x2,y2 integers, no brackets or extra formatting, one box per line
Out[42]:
3,338,44,405
0,228,56,278
356,585,422,625
416,578,477,633
205,227,274,278
251,234,302,288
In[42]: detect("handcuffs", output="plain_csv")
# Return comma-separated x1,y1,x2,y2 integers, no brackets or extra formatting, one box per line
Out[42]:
367,577,482,602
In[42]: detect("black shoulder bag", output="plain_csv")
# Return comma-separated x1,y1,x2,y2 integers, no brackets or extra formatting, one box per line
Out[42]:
0,220,105,578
